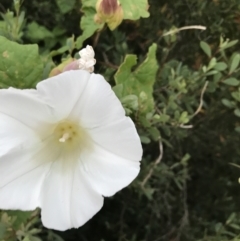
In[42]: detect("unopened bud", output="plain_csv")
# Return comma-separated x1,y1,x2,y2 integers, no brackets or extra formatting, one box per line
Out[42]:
95,0,123,30
49,58,75,77
49,45,96,77
63,60,80,72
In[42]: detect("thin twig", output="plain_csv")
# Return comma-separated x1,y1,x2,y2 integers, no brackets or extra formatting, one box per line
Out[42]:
162,25,207,37
118,205,126,241
141,140,163,188
192,81,209,118
175,182,189,241
179,124,193,129
0,3,6,12
101,52,119,69
93,31,101,48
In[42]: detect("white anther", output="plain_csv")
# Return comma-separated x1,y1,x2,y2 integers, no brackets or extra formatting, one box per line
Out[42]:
59,133,70,143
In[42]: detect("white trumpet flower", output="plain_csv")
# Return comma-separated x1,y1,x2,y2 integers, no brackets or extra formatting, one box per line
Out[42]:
0,70,142,231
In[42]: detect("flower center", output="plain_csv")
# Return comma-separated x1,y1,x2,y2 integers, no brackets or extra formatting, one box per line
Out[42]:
53,121,90,151
55,122,78,143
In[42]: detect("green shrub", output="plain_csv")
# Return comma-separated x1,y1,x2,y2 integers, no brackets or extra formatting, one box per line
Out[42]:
1,0,240,240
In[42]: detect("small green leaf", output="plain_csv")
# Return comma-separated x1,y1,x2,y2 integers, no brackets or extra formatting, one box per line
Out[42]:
226,213,236,225
23,236,31,241
200,41,211,58
232,91,240,102
208,57,216,69
55,0,76,14
139,115,152,128
140,135,151,144
205,70,218,76
234,108,240,117
29,236,42,241
220,39,238,50
235,126,240,133
221,99,235,108
214,62,227,71
222,78,240,86
229,223,240,230
158,114,170,123
161,125,171,136
229,53,240,74
148,127,160,141
121,95,139,111
213,72,222,82
180,153,191,165
179,111,189,124
26,22,54,41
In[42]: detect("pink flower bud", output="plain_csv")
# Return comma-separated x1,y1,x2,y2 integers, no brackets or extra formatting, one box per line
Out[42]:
95,0,123,30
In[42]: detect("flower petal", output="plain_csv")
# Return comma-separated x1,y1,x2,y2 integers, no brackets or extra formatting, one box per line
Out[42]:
0,88,55,131
0,141,59,210
70,73,125,128
89,117,142,161
0,113,40,156
40,156,103,231
36,70,90,121
80,144,140,197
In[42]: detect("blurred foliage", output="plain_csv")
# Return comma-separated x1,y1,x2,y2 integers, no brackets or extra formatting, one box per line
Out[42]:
1,0,240,240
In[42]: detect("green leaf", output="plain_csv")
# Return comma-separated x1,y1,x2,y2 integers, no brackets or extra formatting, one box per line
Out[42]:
179,111,189,124
235,126,240,133
222,77,240,86
234,108,240,117
148,126,160,141
120,0,150,20
208,57,216,69
112,84,123,98
121,95,139,111
158,114,170,123
229,223,240,230
221,98,235,108
23,236,31,241
26,22,54,41
220,39,238,50
205,70,218,76
114,43,158,113
200,41,211,58
214,62,227,71
140,135,151,144
231,91,240,102
7,210,33,229
0,223,6,239
213,72,222,82
55,0,76,14
229,53,240,74
180,153,191,165
224,40,238,49
76,6,103,48
29,237,42,241
226,213,236,225
0,36,43,88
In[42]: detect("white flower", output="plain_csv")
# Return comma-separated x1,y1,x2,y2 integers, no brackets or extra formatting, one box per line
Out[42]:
78,45,96,73
0,70,142,231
